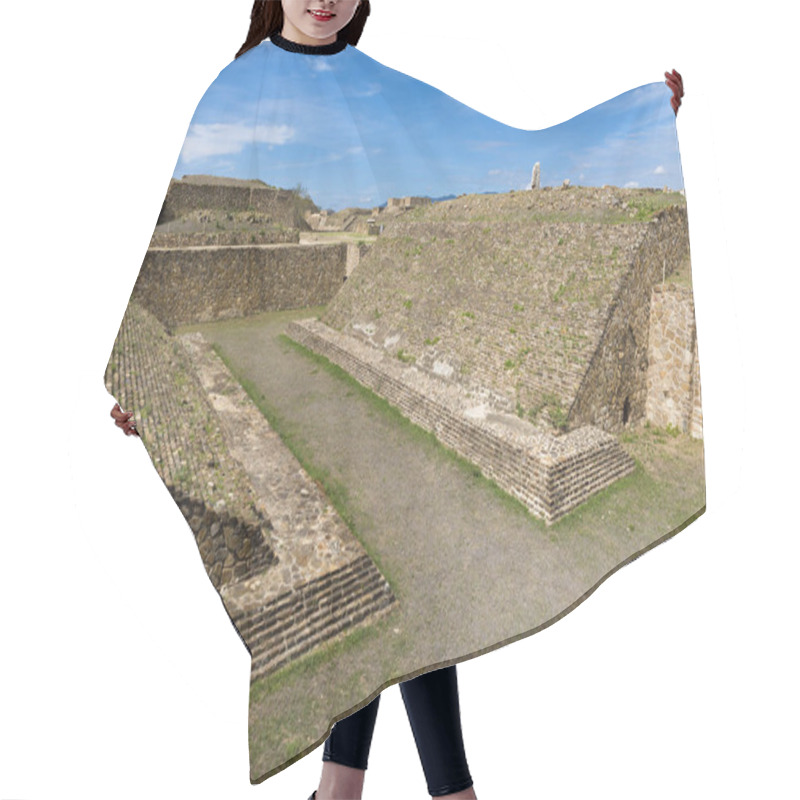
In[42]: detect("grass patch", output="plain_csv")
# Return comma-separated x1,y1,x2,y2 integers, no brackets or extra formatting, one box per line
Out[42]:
624,191,685,221
548,459,646,533
396,349,416,364
524,391,568,432
249,617,385,707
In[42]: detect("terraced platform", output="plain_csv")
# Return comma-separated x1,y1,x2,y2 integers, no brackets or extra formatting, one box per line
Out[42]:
287,317,635,524
323,186,690,435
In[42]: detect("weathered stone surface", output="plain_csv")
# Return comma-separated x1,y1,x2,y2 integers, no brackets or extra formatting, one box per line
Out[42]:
166,487,277,591
157,175,313,230
530,162,541,190
178,330,398,678
151,227,300,248
106,304,398,674
132,242,348,329
104,301,279,592
645,283,703,438
287,317,635,524
322,187,691,437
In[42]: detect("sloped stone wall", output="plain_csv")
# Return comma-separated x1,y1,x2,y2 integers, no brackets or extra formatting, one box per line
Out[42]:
177,330,398,678
104,302,278,590
322,187,689,434
689,336,703,438
130,242,347,329
569,206,690,432
645,283,703,438
149,228,300,248
169,487,276,590
157,177,312,230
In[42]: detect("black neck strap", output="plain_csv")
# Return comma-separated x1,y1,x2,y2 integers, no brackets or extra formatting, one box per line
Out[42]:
270,32,348,55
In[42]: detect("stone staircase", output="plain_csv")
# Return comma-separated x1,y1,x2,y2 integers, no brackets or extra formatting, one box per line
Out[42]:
233,554,395,683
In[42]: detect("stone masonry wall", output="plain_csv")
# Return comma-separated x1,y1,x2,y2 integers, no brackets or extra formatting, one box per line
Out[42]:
323,188,688,435
106,305,397,672
149,228,300,248
169,487,275,590
645,283,703,438
235,554,396,683
105,302,278,591
131,243,347,329
569,206,690,432
178,330,397,679
158,178,310,230
690,334,703,438
287,318,635,524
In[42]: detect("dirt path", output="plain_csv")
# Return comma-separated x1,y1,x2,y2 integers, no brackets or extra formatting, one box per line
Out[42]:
187,307,705,782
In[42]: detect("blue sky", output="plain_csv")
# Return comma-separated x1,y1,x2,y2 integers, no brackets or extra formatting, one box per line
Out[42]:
174,40,683,211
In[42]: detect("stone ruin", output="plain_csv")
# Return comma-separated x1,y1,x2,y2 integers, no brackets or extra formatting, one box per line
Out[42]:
286,185,701,523
105,301,395,679
530,162,540,190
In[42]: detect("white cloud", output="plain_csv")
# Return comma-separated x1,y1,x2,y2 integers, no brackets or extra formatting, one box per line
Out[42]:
624,181,640,188
347,82,382,98
654,164,665,174
179,121,296,163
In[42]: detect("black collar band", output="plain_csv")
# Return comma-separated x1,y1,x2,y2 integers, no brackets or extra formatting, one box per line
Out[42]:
270,32,348,55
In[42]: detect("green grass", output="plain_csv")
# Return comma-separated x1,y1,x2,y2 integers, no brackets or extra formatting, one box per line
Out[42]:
396,349,416,363
249,618,385,706
624,192,685,221
546,459,646,536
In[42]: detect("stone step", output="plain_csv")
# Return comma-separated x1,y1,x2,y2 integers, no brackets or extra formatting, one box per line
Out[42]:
238,557,393,651
251,581,394,667
239,558,369,635
249,582,396,682
246,572,393,658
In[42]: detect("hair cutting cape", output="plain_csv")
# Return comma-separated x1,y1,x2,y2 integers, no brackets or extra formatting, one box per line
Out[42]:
105,33,705,784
